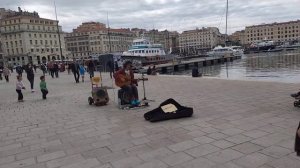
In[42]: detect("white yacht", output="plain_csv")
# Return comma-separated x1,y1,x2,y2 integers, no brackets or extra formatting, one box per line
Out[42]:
122,37,174,65
207,46,244,57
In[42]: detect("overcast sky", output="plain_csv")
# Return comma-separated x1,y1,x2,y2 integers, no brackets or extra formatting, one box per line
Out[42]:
1,0,300,34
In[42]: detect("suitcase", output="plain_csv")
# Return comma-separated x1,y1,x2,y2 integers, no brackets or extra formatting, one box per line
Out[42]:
144,98,193,122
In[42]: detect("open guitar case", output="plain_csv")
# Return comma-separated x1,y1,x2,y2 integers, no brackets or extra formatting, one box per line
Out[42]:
144,98,193,122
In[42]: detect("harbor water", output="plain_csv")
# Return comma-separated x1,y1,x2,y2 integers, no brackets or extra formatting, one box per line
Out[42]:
171,49,300,84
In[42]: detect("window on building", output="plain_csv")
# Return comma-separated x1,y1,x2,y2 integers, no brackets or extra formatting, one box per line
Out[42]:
45,40,48,45
31,49,34,52
29,34,32,38
15,41,17,46
16,48,19,54
35,40,38,45
7,49,9,54
30,40,32,45
40,40,43,45
17,57,20,60
34,34,37,38
21,48,23,53
19,40,22,46
22,57,24,60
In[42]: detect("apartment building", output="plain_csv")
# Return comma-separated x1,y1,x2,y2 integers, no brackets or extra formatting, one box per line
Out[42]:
0,8,68,66
245,20,300,44
179,27,223,54
65,22,134,59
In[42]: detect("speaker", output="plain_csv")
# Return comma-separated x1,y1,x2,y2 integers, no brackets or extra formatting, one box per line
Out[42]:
92,87,109,106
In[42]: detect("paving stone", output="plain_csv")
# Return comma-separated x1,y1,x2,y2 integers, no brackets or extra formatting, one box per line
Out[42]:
175,157,216,168
185,144,221,157
111,156,143,168
0,155,15,165
0,158,35,168
161,152,194,166
205,149,244,163
207,132,228,140
251,133,290,147
211,140,235,149
266,156,300,168
138,147,174,162
168,140,200,152
61,158,101,168
260,146,292,158
231,142,264,154
242,129,269,138
131,137,150,145
46,154,85,168
193,136,215,144
135,160,168,168
225,134,253,144
234,153,274,168
37,151,66,162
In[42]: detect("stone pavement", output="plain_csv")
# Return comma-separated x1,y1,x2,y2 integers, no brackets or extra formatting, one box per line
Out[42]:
0,71,300,168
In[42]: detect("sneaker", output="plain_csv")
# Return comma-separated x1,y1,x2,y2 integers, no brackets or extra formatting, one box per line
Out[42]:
18,100,24,102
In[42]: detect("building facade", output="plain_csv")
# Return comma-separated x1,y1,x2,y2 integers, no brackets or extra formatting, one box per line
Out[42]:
245,20,300,45
65,22,134,59
229,30,246,46
179,27,223,55
0,8,68,66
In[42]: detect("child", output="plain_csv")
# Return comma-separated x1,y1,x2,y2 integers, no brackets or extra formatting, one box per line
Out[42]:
16,75,25,102
79,64,85,82
40,76,48,99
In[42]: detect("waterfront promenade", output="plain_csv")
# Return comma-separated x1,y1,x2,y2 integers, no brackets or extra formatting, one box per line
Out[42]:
0,71,300,168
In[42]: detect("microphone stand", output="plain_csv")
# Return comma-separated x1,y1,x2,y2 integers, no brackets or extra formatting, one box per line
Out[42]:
140,72,154,105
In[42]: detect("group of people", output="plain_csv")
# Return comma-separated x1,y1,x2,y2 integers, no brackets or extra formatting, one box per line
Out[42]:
16,74,48,102
67,59,95,83
147,66,157,75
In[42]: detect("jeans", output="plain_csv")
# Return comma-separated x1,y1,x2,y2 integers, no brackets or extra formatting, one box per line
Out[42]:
41,89,48,99
16,89,23,100
50,70,54,78
121,85,139,101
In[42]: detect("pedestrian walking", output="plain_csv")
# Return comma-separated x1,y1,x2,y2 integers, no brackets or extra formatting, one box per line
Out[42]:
40,76,48,99
3,66,10,82
16,75,25,102
0,66,3,80
16,65,23,77
79,64,85,82
88,60,95,78
106,60,113,79
53,63,59,78
25,63,35,92
71,59,80,83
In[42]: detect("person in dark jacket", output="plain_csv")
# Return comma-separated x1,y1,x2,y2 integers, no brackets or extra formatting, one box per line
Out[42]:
147,66,152,75
295,122,300,156
88,60,95,79
25,63,35,92
16,65,23,77
107,60,114,79
53,63,59,78
71,59,80,83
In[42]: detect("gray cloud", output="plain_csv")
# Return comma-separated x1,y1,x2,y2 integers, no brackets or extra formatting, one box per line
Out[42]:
1,0,300,34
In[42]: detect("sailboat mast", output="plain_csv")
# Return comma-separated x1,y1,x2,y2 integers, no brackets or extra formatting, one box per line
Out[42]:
107,12,111,53
54,1,63,60
225,0,228,46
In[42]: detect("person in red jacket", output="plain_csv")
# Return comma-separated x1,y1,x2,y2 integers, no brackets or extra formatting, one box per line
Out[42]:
114,61,140,105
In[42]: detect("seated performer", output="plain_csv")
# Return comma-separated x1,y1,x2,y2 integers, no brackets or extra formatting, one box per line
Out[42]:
114,61,140,105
